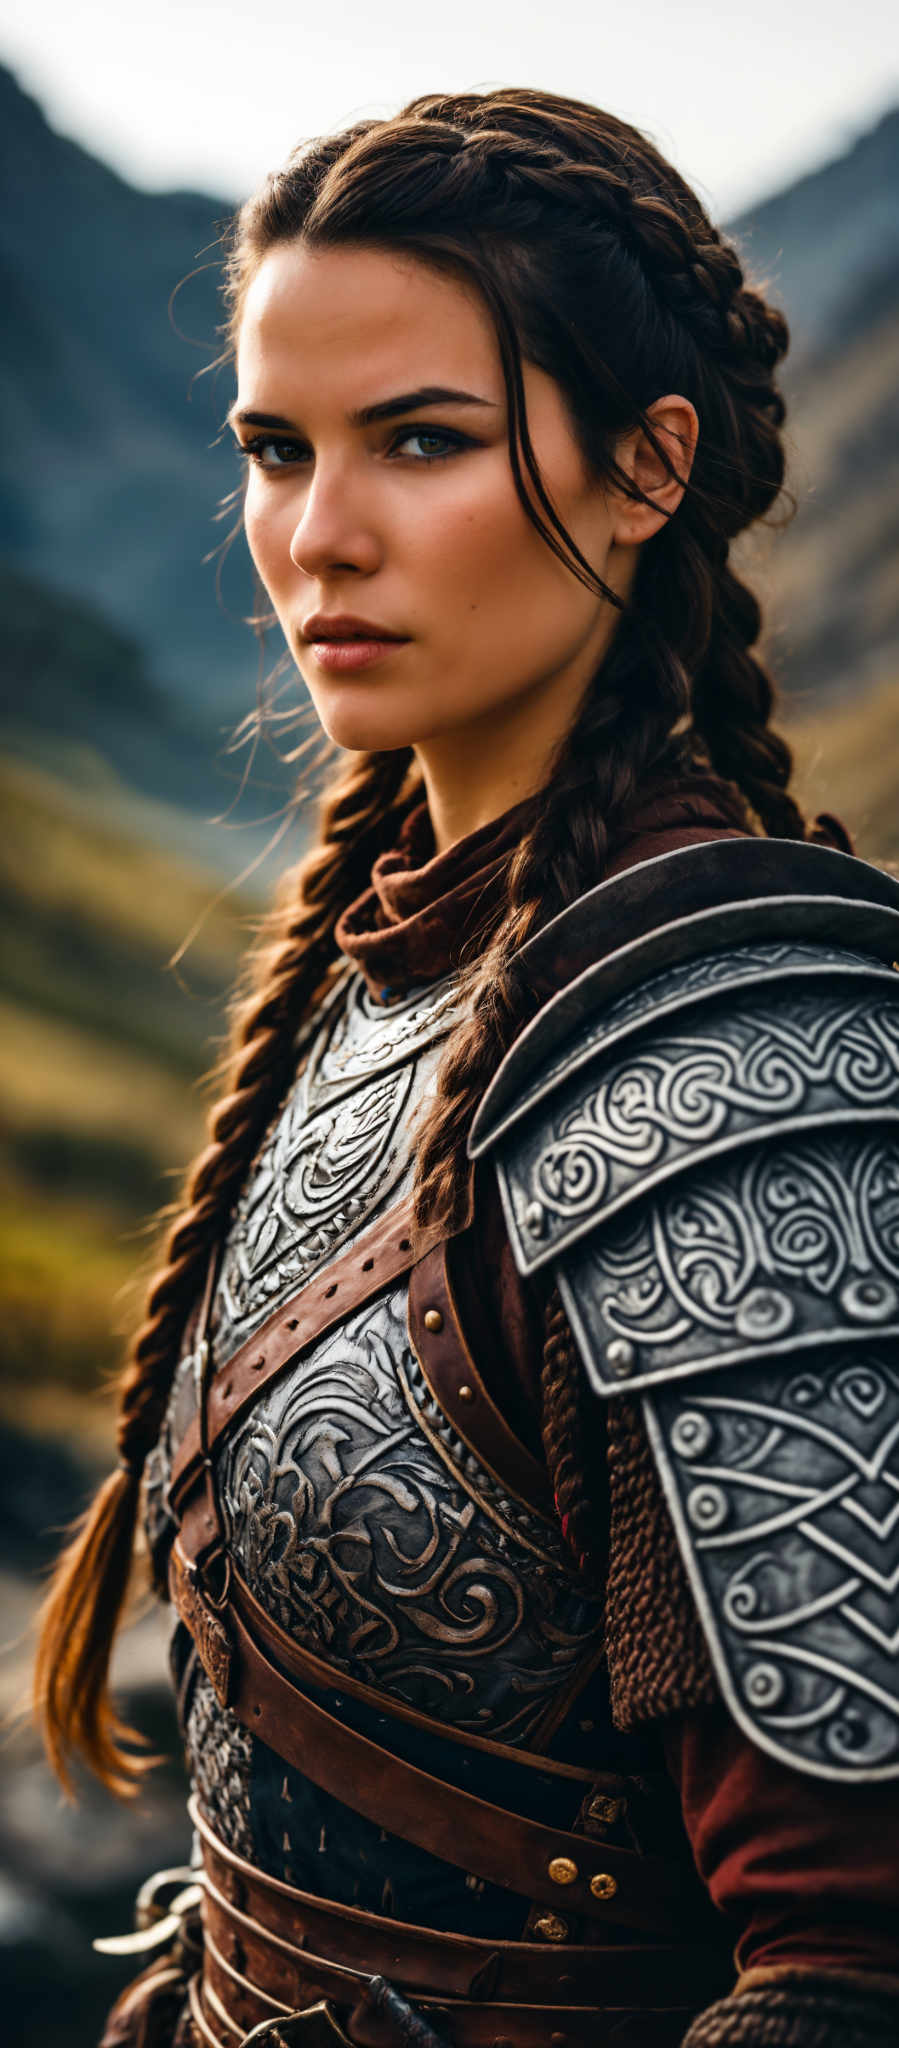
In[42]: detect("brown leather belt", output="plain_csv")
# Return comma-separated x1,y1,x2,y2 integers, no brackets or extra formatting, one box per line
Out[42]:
170,1545,707,1937
189,1800,731,2048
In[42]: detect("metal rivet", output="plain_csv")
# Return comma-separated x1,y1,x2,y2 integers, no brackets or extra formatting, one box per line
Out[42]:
423,1308,444,1333
458,1383,474,1403
524,1199,547,1238
589,1872,618,1901
841,1277,898,1325
744,1660,785,1709
547,1855,579,1886
533,1914,568,1943
606,1339,636,1378
670,1410,713,1460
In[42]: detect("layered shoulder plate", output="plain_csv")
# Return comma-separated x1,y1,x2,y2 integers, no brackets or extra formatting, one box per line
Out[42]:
472,839,899,1779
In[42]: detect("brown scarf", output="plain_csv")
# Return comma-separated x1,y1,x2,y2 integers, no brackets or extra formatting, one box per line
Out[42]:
334,772,756,998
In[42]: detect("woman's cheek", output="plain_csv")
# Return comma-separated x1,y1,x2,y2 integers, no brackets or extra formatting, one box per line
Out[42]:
243,485,292,596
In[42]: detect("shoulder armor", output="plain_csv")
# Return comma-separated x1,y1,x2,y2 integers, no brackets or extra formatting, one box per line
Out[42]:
471,839,899,1781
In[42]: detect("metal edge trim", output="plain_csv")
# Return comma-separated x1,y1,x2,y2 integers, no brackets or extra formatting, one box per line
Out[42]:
505,960,899,1138
499,1107,899,1275
470,898,899,1156
557,1290,899,1398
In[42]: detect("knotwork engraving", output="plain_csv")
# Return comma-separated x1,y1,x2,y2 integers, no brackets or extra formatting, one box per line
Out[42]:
646,1352,899,1780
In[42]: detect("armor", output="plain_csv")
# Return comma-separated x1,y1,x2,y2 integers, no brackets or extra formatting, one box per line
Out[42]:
142,945,723,2048
471,838,899,1784
124,834,899,2047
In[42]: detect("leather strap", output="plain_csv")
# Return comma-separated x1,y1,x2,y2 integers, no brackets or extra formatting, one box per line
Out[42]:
195,1798,732,2011
227,1568,599,1784
170,1200,435,1508
198,1932,701,2048
169,1545,707,1937
407,1243,552,1519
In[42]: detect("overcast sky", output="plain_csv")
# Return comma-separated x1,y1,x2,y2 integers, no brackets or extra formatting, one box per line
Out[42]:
3,0,897,220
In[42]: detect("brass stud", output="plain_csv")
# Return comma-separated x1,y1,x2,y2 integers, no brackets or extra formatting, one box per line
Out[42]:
423,1308,444,1334
458,1383,474,1403
547,1855,579,1886
533,1913,568,1943
589,1872,618,1901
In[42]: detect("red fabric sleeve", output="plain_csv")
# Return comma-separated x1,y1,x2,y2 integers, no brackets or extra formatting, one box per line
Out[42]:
665,1703,899,1977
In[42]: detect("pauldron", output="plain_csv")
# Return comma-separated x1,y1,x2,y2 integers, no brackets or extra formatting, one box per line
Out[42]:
472,839,899,1782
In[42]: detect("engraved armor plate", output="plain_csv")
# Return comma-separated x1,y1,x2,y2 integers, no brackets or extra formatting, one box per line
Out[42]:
219,1281,600,1743
496,976,899,1273
474,856,899,1783
212,968,463,1355
644,1353,899,1780
149,966,604,1906
560,1132,899,1394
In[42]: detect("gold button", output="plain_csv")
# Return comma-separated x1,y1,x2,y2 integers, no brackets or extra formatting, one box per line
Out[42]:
458,1383,474,1403
547,1856,579,1886
587,1794,625,1827
589,1872,618,1901
423,1308,444,1333
533,1913,568,1943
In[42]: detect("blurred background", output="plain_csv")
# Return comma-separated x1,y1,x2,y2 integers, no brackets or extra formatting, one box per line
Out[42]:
1,2,897,2038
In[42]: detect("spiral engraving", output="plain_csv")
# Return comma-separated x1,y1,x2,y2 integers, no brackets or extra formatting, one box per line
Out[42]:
511,976,899,1262
564,1134,899,1390
218,1285,601,1744
527,942,888,1108
212,969,463,1354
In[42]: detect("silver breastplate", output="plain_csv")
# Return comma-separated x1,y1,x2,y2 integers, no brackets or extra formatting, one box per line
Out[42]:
148,966,603,1873
212,964,463,1354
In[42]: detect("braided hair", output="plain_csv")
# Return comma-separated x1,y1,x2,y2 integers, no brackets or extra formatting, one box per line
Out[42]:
36,86,808,1789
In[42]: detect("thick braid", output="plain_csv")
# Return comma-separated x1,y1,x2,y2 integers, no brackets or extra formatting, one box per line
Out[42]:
34,745,414,1792
414,615,687,1235
115,744,415,1469
540,1291,607,1575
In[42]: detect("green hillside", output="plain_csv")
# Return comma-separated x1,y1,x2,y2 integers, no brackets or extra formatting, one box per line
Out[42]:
0,752,250,1425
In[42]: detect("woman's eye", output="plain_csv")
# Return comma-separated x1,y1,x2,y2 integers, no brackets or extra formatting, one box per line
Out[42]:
242,437,307,470
391,427,468,462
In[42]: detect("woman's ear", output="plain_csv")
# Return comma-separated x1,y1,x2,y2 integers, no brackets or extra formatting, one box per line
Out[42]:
611,394,699,545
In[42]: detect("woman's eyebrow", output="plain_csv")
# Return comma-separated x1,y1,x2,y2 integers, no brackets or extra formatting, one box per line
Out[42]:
350,386,496,425
228,387,495,433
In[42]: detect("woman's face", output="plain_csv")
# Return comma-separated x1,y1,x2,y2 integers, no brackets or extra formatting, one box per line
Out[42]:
233,241,632,761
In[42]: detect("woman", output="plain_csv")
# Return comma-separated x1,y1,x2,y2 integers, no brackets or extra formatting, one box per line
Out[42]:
35,87,899,2048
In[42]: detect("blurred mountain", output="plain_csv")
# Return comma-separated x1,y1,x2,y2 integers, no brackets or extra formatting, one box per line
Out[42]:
0,62,251,722
729,106,899,364
0,61,897,778
729,105,899,706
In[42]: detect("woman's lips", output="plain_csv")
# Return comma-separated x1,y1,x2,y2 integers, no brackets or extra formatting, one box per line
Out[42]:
307,637,410,671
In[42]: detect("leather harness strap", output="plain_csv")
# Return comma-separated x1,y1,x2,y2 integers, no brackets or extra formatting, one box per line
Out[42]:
228,1569,599,1785
169,1545,706,1938
407,1243,553,1519
194,1797,731,2011
170,1199,437,1508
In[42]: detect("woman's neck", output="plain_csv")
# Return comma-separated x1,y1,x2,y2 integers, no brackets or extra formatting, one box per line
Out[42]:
413,668,592,854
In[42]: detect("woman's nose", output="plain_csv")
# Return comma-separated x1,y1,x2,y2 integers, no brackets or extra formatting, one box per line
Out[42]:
288,465,382,578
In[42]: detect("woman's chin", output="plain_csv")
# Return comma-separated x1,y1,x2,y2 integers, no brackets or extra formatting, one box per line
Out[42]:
313,704,419,754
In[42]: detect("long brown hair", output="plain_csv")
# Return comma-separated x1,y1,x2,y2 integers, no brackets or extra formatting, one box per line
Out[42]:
35,85,807,1792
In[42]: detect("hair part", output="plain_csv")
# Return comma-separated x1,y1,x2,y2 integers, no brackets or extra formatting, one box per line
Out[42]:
36,84,808,1789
